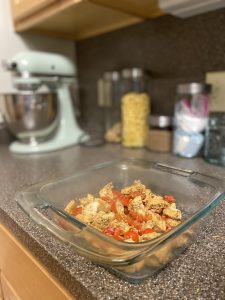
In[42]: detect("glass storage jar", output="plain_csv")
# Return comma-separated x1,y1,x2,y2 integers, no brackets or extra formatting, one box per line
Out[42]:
121,68,150,148
204,112,225,166
97,71,122,143
146,115,173,152
173,82,211,158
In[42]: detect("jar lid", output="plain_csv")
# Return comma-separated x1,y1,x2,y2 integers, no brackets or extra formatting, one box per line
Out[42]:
209,112,225,126
103,71,120,81
149,115,173,128
121,68,144,79
176,83,211,95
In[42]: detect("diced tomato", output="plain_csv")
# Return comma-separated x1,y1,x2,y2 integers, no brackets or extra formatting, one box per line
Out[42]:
112,189,132,206
130,212,146,222
121,196,132,206
113,228,125,241
71,206,82,216
124,229,139,242
132,220,142,231
164,195,175,203
140,228,155,235
110,200,117,212
101,196,112,202
103,226,116,235
112,189,123,199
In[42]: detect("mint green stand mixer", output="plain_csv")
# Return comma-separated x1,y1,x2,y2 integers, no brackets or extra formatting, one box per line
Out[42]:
2,51,89,154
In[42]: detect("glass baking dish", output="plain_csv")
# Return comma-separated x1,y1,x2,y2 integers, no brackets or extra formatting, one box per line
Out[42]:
17,158,225,283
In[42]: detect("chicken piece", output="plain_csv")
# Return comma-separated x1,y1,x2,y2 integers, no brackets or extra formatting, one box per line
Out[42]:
92,211,115,230
111,219,130,232
104,122,121,143
121,180,146,196
166,218,181,228
99,182,114,199
80,194,95,206
97,198,111,213
151,212,167,232
128,196,145,216
163,203,182,220
114,200,124,215
139,231,161,242
141,220,155,230
82,201,99,219
76,213,95,224
145,195,169,213
64,200,76,214
142,188,153,203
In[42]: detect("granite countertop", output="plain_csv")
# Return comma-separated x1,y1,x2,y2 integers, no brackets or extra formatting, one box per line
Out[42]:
0,144,225,300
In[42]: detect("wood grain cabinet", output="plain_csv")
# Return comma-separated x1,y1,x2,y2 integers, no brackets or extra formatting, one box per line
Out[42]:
0,224,74,300
10,0,164,40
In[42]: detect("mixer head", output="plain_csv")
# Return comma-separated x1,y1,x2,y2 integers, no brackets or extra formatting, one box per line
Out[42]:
2,51,76,90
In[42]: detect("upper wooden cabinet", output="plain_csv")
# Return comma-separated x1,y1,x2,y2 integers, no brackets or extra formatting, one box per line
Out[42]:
10,0,164,40
11,0,58,21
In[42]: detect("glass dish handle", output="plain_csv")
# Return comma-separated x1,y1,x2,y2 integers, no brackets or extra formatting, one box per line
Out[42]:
155,162,225,191
154,163,193,177
17,191,86,241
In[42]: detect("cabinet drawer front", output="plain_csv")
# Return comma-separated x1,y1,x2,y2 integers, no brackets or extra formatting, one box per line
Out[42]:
0,224,74,300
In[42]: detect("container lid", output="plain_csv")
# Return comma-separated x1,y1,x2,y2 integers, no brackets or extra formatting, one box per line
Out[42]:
209,112,225,127
149,115,173,128
121,68,144,79
176,83,211,95
103,71,120,81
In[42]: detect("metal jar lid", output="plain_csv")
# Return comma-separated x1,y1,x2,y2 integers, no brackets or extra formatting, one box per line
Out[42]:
121,68,144,79
149,115,173,129
103,71,120,81
176,82,211,95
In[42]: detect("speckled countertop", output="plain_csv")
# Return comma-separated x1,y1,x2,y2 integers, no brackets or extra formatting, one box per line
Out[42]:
0,144,225,300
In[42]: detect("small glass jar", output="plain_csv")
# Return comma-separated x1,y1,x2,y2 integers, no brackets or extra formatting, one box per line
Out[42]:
146,115,173,152
121,68,150,148
173,82,211,158
204,112,225,166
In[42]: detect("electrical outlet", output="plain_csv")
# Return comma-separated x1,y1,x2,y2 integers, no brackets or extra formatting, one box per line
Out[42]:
206,71,225,112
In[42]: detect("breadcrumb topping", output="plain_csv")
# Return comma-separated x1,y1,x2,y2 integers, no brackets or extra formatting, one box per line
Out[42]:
64,180,182,243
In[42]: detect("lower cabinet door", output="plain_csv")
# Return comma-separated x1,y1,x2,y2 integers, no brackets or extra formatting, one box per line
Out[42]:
1,272,20,300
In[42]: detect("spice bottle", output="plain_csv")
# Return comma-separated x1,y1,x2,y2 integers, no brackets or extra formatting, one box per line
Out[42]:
146,115,173,152
121,68,150,148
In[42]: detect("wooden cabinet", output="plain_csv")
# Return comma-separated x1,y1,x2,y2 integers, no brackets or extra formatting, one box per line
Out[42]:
10,0,164,40
0,224,74,300
92,0,163,18
11,0,58,21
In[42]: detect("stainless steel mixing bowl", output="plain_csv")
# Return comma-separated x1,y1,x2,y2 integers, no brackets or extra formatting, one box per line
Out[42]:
0,92,58,144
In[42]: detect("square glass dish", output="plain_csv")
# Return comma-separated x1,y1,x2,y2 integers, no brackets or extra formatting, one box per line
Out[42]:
17,158,225,283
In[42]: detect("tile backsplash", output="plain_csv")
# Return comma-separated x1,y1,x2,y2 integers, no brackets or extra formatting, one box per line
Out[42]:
76,8,225,129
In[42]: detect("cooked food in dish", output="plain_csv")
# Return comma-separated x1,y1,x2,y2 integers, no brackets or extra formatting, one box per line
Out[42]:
64,180,182,243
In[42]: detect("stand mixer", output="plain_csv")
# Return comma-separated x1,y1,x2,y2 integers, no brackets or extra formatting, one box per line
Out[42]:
1,51,89,154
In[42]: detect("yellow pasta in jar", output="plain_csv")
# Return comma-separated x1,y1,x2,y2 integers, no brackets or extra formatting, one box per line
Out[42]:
121,92,150,147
